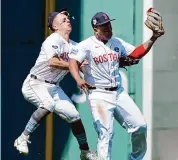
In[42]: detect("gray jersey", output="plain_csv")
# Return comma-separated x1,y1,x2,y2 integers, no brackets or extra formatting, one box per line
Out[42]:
29,33,77,83
70,36,135,88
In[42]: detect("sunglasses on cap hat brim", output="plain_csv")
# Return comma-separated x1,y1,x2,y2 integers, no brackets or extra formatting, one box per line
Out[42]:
60,11,70,17
59,8,75,20
59,8,70,17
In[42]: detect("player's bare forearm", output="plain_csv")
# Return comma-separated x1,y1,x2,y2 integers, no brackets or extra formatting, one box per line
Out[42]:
129,35,157,59
69,59,82,82
69,58,92,93
48,56,69,70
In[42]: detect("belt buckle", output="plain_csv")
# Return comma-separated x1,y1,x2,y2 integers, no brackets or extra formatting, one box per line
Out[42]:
105,86,118,91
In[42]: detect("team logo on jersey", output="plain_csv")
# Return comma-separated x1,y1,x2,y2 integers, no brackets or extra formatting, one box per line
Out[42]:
52,45,58,49
114,47,120,52
93,53,119,65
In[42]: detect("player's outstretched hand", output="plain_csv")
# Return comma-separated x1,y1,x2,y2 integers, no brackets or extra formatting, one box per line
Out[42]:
77,79,92,95
145,8,165,38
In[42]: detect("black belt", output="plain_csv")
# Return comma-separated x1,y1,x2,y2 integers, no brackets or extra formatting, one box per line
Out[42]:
30,74,57,85
88,86,118,91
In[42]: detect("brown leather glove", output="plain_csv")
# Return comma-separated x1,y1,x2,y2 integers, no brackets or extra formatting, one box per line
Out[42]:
145,8,165,36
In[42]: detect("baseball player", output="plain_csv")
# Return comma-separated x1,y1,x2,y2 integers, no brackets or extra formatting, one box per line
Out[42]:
14,8,97,160
69,9,164,160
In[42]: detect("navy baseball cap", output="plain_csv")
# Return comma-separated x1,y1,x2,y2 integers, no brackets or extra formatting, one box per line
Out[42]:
91,12,115,26
48,8,69,31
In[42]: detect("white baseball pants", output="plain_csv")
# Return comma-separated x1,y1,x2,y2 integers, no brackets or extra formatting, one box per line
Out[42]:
87,89,147,160
22,75,80,123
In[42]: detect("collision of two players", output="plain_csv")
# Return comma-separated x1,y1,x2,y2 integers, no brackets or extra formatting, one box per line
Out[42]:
14,7,164,160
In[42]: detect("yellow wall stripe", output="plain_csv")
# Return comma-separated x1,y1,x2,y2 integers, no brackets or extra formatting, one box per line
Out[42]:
45,0,55,160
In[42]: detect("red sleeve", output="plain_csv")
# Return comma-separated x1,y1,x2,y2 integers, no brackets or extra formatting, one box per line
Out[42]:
129,44,147,59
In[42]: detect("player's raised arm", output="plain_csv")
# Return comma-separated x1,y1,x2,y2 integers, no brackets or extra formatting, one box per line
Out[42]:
128,34,160,59
129,8,165,59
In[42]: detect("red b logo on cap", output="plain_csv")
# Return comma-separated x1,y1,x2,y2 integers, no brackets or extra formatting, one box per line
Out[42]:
103,14,108,20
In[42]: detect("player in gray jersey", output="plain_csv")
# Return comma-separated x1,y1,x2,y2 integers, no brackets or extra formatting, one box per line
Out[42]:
14,8,97,160
69,11,164,160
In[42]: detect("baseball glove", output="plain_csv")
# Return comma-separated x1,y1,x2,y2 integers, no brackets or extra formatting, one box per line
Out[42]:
145,8,165,35
119,57,139,69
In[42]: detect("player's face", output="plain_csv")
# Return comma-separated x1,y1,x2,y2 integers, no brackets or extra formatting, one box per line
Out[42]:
53,12,72,32
94,22,113,41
